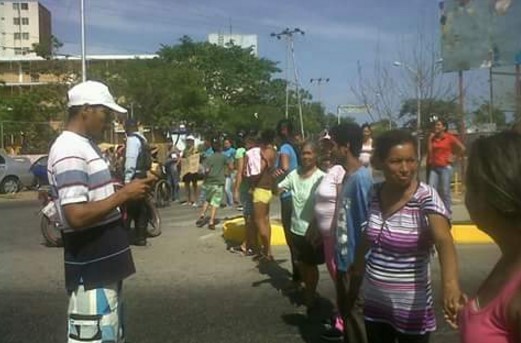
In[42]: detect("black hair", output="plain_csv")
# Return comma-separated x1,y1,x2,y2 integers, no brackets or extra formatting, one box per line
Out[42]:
330,123,364,158
435,118,449,132
260,129,276,145
361,123,372,132
211,137,222,152
373,130,418,161
466,131,521,219
276,119,294,137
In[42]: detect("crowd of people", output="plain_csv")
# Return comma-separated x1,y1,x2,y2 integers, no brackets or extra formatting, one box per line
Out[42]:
47,81,521,343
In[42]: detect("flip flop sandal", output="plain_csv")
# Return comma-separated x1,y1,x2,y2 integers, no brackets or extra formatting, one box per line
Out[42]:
195,216,208,227
208,223,216,230
229,246,246,254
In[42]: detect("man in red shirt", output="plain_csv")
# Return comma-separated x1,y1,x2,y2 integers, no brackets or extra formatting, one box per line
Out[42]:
427,119,465,214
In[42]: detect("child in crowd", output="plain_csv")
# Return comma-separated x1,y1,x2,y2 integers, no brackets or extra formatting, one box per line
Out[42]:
195,139,232,230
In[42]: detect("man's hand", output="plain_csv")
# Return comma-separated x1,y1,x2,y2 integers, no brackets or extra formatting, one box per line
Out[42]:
120,175,157,201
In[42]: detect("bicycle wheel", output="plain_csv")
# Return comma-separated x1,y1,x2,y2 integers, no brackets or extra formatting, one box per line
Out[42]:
41,216,63,247
154,180,171,208
146,199,162,237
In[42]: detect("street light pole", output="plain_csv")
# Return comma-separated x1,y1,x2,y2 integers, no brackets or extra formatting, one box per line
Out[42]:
80,0,87,82
271,28,305,121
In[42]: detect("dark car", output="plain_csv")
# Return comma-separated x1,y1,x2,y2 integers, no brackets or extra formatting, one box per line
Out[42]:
30,155,49,188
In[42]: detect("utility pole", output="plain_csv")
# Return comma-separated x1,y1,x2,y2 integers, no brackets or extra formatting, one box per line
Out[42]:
271,28,305,134
80,0,87,82
310,77,330,105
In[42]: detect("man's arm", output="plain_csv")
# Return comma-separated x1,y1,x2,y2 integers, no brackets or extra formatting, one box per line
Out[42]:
63,176,155,229
124,136,140,184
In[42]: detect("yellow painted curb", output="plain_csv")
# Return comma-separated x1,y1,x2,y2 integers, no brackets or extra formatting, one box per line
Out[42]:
222,217,287,246
222,220,493,245
452,224,493,244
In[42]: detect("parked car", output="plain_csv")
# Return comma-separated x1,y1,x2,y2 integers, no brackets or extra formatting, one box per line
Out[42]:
30,155,49,188
0,151,34,193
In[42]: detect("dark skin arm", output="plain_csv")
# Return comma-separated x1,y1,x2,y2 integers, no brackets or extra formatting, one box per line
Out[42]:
345,230,371,311
273,153,290,178
430,213,465,328
234,156,245,203
63,175,156,230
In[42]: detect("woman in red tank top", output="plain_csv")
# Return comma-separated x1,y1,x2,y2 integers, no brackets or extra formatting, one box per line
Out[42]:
458,131,521,343
427,118,465,214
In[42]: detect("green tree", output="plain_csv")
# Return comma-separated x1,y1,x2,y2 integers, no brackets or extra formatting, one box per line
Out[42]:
32,35,63,59
399,98,460,132
473,102,506,128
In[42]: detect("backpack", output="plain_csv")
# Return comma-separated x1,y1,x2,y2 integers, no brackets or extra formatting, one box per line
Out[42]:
128,133,152,179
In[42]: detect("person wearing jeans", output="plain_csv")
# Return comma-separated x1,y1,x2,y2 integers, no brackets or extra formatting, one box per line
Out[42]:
427,119,465,214
223,138,236,208
273,119,300,283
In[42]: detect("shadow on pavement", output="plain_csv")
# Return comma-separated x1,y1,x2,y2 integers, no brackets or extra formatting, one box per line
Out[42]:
254,260,335,343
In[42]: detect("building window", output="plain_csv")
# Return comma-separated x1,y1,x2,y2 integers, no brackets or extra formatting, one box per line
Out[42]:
21,2,28,10
22,32,29,40
22,17,28,25
31,74,39,82
13,17,20,25
14,32,21,40
22,47,30,54
12,3,19,10
14,47,22,55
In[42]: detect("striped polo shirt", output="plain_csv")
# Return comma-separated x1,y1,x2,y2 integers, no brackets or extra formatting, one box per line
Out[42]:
48,131,135,292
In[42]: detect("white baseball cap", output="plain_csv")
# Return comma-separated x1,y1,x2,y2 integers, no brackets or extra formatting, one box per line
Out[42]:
186,135,196,141
67,81,127,114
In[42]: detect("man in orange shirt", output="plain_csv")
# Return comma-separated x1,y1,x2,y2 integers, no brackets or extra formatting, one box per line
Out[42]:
427,119,465,214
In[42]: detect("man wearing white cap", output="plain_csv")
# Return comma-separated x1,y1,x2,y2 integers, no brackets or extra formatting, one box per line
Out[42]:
47,81,156,342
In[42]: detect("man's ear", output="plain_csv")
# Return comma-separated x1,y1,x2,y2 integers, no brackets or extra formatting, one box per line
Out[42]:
80,105,91,120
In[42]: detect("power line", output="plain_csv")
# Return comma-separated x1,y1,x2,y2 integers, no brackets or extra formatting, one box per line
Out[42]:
270,28,305,137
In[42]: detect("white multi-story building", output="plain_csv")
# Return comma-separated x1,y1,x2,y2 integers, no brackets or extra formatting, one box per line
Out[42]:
0,0,52,58
208,33,258,56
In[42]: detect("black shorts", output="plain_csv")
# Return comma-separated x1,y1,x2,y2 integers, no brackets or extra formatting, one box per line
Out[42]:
182,173,198,183
291,232,325,265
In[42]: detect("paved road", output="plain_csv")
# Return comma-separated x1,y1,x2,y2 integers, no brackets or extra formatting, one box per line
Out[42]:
0,200,497,343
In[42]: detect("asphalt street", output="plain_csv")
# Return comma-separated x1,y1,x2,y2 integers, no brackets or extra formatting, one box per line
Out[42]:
0,199,498,343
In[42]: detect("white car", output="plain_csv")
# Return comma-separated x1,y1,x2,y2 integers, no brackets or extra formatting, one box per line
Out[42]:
0,151,34,193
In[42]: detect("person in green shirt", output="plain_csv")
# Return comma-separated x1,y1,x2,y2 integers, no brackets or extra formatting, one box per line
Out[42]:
278,141,325,310
196,139,233,230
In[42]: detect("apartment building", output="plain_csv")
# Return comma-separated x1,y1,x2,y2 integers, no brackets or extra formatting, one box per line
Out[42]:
0,0,52,58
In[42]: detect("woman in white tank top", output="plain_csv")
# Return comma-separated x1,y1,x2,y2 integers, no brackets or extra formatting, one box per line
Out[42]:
359,123,373,167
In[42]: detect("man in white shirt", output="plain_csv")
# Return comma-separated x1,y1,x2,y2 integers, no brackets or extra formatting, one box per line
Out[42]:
47,81,156,342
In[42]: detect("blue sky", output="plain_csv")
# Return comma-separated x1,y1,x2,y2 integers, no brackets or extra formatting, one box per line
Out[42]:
43,0,492,121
